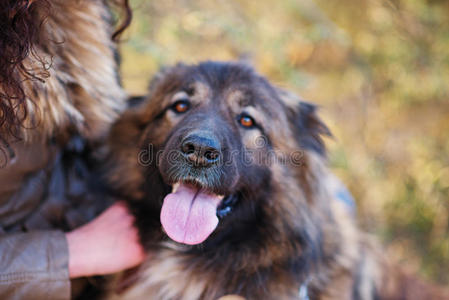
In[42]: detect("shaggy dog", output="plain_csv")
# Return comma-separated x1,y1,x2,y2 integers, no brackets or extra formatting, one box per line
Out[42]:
106,61,448,300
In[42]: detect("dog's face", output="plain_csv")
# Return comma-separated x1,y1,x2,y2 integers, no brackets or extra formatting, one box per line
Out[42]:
133,62,329,246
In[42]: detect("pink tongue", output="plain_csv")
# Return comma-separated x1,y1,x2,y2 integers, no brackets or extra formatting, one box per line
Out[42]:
160,184,222,245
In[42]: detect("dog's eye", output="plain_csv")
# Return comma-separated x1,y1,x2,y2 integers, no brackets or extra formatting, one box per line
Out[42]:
171,100,190,113
238,114,255,128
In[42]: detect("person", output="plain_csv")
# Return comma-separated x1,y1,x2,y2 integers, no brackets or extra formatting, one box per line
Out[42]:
0,1,145,299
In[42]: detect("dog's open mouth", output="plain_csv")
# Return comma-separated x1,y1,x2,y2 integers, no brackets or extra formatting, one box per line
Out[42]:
160,182,228,245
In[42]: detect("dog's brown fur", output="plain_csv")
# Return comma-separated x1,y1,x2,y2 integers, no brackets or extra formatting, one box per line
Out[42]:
106,62,448,300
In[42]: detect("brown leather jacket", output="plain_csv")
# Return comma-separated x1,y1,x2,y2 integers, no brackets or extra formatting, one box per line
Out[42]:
0,141,70,299
0,137,113,300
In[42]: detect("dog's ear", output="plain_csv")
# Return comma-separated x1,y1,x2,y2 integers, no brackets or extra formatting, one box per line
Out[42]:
295,101,331,156
278,89,331,156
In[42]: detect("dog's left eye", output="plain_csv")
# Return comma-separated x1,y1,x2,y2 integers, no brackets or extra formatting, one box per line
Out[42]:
171,100,190,113
238,114,255,128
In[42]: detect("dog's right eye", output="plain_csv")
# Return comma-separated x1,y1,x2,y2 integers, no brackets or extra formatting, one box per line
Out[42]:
171,100,190,114
238,114,256,128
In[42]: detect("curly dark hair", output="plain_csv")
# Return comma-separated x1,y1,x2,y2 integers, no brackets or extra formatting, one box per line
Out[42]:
0,0,132,139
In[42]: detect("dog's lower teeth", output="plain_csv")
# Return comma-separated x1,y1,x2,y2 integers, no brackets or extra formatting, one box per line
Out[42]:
172,182,180,193
171,182,225,200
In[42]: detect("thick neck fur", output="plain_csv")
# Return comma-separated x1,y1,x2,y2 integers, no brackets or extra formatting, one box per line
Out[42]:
13,0,125,142
110,151,360,300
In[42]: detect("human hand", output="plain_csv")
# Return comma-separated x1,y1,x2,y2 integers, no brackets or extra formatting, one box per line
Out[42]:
66,202,145,278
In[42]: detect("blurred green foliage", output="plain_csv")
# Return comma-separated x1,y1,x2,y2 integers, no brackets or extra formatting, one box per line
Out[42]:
121,0,449,284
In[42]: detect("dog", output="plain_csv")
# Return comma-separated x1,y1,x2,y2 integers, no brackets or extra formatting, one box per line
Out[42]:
105,61,448,299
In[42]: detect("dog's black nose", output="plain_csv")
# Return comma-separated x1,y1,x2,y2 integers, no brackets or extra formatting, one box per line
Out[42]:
181,133,221,167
